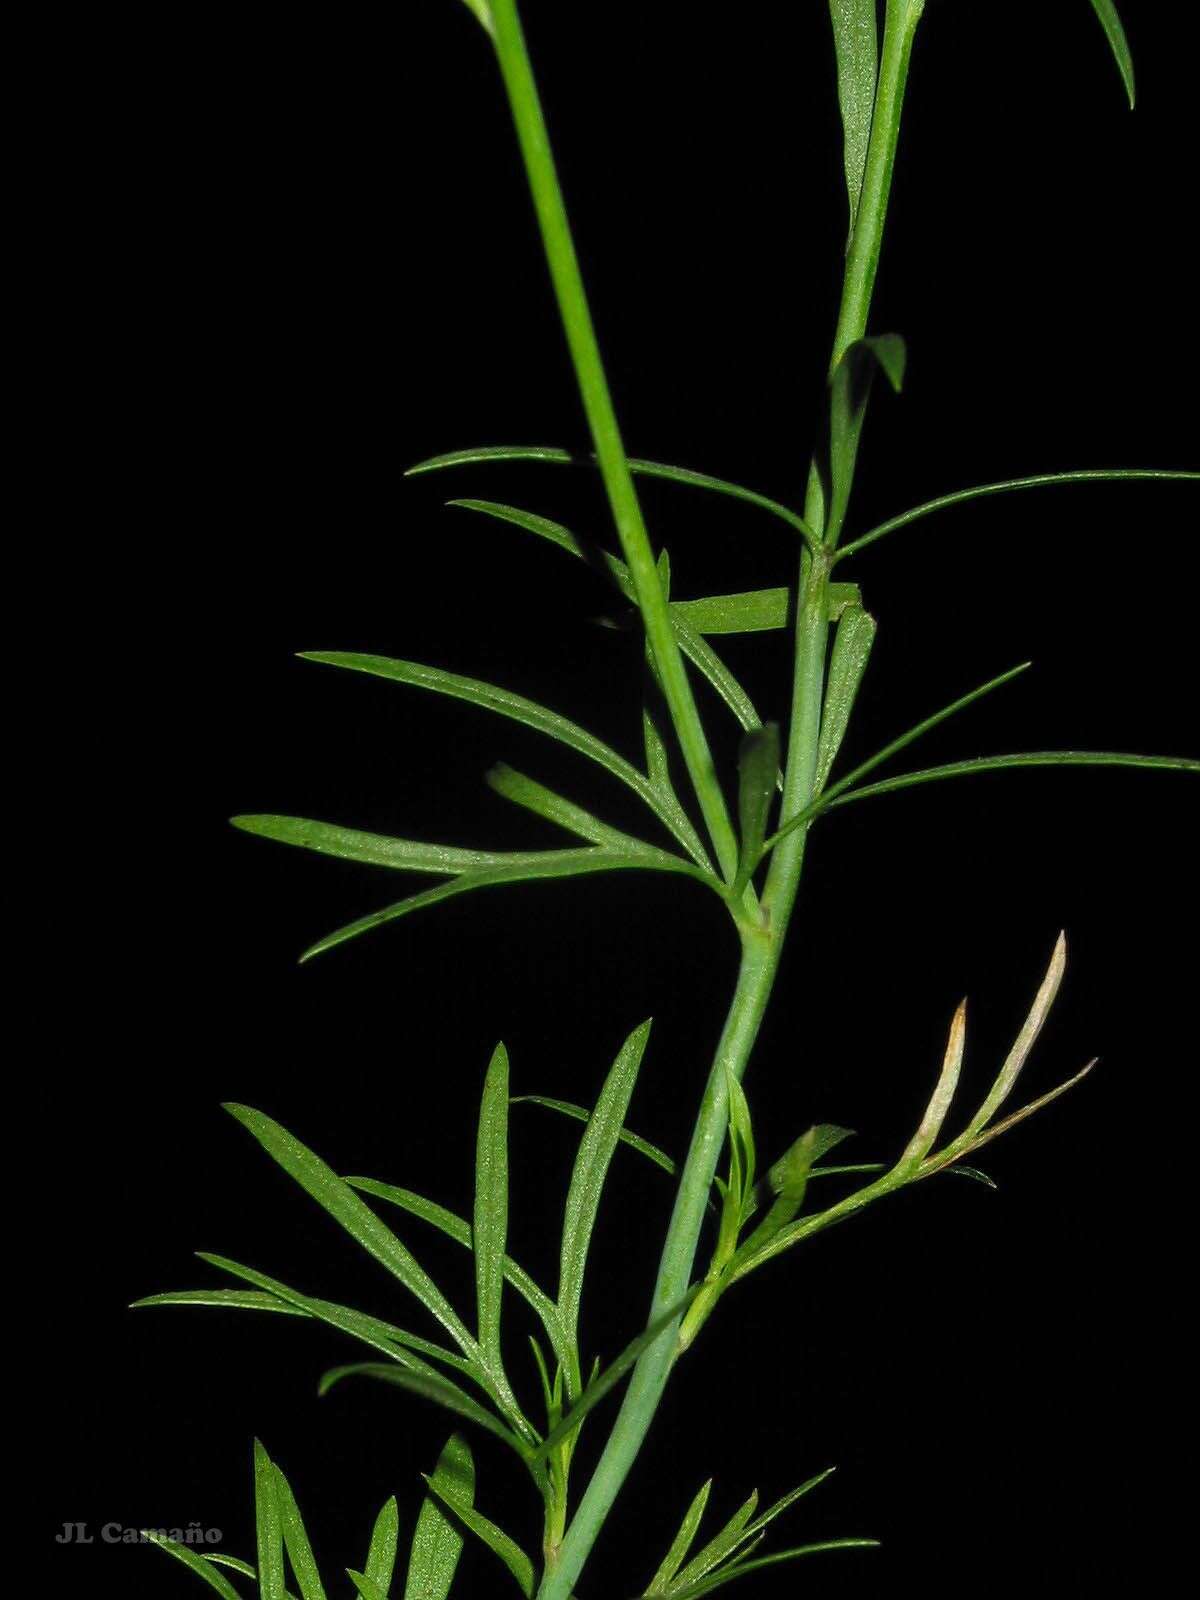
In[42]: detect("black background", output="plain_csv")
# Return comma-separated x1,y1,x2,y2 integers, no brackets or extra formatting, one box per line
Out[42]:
46,3,1195,1597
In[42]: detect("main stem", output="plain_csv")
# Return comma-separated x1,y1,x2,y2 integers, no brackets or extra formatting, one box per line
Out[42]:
531,6,923,1596
488,0,739,886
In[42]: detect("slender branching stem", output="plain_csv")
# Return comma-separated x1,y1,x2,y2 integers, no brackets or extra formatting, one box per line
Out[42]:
829,0,926,378
536,925,781,1600
536,8,926,1596
488,0,741,885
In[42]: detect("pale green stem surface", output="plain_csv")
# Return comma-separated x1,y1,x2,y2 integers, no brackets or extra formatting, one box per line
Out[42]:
488,0,740,886
536,9,924,1597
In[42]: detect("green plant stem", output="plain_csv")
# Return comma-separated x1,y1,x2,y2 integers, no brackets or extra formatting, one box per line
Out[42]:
829,0,926,378
488,0,740,885
536,7,923,1596
537,925,782,1600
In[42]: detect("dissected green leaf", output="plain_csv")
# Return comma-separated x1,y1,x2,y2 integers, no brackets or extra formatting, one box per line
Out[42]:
141,1532,244,1600
672,589,788,634
533,1286,703,1462
254,1441,286,1600
347,1572,389,1600
925,1058,1098,1175
300,651,706,865
406,445,817,546
825,749,1200,811
485,763,694,870
724,1072,756,1219
298,848,708,963
274,1464,327,1600
475,1042,510,1375
343,1174,567,1368
815,605,877,792
739,1126,853,1258
450,497,627,589
318,1364,526,1458
895,999,967,1173
222,1105,476,1357
231,815,569,876
403,1433,473,1600
645,1478,713,1594
836,468,1197,560
1087,0,1134,107
420,1473,535,1598
670,584,861,636
671,1490,759,1591
664,1539,880,1599
734,724,780,890
453,495,766,770
767,1125,855,1195
669,611,769,742
559,1020,652,1356
131,1288,306,1317
764,660,1033,852
185,1254,468,1376
734,1468,838,1548
961,933,1066,1143
511,1093,677,1177
829,0,878,238
364,1496,399,1594
827,333,907,546
194,1553,258,1577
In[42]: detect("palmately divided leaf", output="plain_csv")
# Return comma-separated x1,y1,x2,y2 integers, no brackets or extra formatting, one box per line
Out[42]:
829,0,879,238
403,1433,473,1600
222,1104,477,1357
1087,0,1135,107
